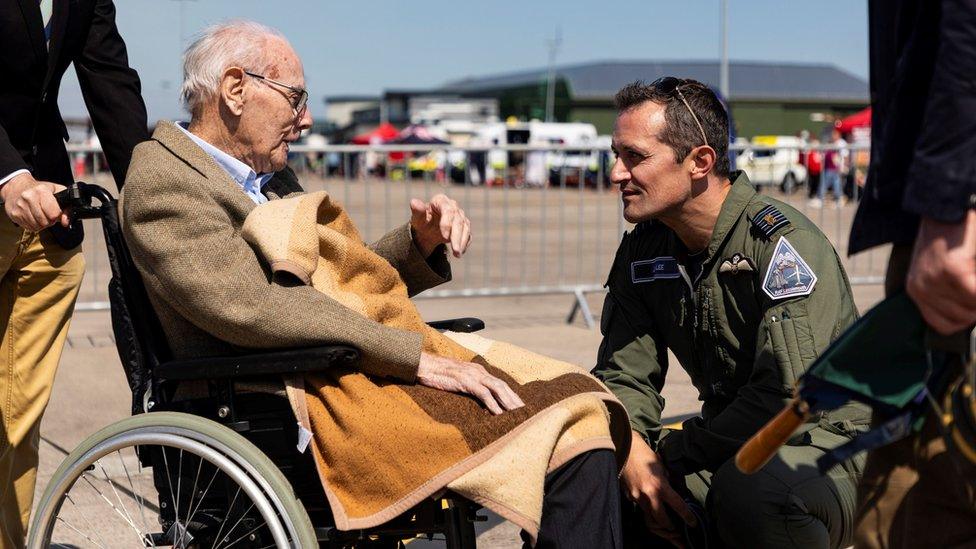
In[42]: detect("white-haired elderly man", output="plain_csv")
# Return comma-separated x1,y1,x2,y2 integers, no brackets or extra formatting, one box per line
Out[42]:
120,21,630,548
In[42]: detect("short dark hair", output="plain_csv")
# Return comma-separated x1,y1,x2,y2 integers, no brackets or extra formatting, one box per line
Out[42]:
614,78,730,177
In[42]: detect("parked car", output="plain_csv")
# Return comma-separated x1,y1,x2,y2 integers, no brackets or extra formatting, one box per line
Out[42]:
739,135,808,193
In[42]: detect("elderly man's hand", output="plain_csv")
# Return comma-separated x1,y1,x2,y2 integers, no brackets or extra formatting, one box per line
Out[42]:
621,431,696,548
415,352,524,415
1,172,69,231
410,194,471,258
906,211,976,335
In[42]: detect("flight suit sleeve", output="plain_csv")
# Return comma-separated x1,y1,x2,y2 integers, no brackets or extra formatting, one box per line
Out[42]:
658,226,857,474
593,232,671,445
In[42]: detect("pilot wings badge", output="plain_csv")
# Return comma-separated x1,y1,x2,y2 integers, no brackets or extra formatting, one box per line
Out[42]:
719,253,755,274
762,237,817,300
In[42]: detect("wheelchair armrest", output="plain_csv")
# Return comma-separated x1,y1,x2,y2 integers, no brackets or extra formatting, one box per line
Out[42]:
426,317,485,333
155,345,360,381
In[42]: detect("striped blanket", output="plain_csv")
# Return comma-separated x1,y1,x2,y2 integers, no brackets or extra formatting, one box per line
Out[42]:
241,191,630,542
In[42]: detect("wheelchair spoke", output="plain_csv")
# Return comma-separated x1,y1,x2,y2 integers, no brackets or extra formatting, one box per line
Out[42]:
214,500,257,549
81,472,148,544
55,515,108,549
160,446,181,529
183,463,220,530
175,451,204,549
172,448,185,547
118,448,151,534
99,462,141,540
209,485,243,549
64,494,110,548
219,518,268,548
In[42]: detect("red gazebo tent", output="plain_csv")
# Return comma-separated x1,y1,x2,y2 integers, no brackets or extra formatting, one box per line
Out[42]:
350,122,399,144
834,107,871,134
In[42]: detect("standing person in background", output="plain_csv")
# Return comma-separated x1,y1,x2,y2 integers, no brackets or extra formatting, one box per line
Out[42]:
0,1,147,546
849,1,976,547
812,128,848,208
805,137,823,199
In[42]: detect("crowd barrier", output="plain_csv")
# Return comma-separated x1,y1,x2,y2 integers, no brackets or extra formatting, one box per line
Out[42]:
67,142,880,328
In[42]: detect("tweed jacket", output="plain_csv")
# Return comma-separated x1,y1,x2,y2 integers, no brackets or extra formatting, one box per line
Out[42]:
120,121,450,381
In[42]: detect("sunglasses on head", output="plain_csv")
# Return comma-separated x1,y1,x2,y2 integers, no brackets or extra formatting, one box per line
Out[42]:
651,77,709,148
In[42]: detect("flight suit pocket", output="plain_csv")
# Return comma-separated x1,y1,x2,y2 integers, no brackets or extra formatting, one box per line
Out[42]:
765,304,817,390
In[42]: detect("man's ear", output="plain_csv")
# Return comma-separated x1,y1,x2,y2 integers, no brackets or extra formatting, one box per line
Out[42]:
219,67,247,116
689,145,717,181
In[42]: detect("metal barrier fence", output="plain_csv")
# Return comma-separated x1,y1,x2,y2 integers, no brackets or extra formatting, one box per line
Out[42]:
68,142,880,327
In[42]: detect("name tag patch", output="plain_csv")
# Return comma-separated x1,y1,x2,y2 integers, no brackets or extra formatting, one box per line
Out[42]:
632,257,680,283
762,237,817,300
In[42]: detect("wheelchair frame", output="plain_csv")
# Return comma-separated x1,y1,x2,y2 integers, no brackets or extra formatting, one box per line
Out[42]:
29,183,485,549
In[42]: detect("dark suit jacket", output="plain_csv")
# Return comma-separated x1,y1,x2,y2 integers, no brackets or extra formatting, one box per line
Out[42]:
0,0,148,246
850,0,976,254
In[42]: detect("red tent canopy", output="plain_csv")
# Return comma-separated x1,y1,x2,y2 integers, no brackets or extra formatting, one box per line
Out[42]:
834,107,871,134
350,122,399,144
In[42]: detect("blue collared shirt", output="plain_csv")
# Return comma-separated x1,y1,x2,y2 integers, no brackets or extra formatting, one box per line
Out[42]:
176,122,273,205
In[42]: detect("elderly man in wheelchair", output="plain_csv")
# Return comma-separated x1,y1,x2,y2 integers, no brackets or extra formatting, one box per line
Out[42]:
29,21,630,549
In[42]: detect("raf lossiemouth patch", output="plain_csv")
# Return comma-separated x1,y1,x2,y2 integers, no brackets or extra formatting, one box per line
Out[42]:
762,237,817,300
631,256,680,283
752,204,791,239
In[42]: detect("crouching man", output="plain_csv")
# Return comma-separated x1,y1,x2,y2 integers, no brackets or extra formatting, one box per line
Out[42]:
120,20,631,548
593,79,870,548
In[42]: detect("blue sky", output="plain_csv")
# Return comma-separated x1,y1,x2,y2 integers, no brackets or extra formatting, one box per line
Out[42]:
59,0,869,122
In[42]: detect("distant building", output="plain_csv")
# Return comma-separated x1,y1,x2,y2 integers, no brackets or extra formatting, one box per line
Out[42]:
436,60,868,137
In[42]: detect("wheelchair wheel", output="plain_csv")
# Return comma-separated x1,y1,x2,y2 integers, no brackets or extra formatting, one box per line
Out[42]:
29,412,317,549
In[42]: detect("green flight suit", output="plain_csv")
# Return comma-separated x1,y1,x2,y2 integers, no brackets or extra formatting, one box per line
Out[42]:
595,172,870,549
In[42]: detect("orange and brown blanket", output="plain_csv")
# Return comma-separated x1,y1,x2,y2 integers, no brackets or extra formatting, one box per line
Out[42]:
241,191,630,542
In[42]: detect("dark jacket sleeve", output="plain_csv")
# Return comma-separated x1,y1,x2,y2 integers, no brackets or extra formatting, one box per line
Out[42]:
902,0,976,222
659,228,859,474
0,123,28,179
74,0,148,188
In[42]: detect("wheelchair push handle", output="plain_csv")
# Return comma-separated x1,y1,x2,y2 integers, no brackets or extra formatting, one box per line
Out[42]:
0,181,112,221
54,181,115,220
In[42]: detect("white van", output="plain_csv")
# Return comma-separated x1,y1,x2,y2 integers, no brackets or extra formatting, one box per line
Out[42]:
739,135,808,192
471,121,601,187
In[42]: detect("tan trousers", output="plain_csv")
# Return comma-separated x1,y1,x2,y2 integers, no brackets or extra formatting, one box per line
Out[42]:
0,217,83,549
853,245,976,549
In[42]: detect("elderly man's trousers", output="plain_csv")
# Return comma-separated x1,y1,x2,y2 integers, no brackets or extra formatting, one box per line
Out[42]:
623,427,864,549
0,217,84,549
521,449,622,548
853,245,976,549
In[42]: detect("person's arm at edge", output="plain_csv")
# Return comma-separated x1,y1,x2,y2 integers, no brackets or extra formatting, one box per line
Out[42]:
74,0,149,189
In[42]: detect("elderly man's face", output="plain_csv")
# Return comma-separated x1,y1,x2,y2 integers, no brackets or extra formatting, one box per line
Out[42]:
238,38,312,173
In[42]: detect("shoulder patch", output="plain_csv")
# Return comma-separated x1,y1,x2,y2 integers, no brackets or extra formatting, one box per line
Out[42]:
762,237,817,300
752,204,791,239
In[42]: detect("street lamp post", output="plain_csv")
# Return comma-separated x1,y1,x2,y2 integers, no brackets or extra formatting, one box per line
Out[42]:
720,0,729,99
545,27,562,123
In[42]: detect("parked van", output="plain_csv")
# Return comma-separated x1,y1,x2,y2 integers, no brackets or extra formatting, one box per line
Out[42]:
739,135,808,193
467,121,602,187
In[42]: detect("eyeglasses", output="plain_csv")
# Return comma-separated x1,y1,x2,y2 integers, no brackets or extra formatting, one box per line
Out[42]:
243,70,309,117
652,77,709,148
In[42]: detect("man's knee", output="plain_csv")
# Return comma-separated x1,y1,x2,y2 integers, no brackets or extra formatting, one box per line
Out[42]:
708,457,834,549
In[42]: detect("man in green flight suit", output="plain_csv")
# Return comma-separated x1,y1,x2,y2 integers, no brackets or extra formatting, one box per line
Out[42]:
594,78,870,548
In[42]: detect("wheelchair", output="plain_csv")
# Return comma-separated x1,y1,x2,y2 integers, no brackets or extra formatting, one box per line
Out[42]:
29,183,486,548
